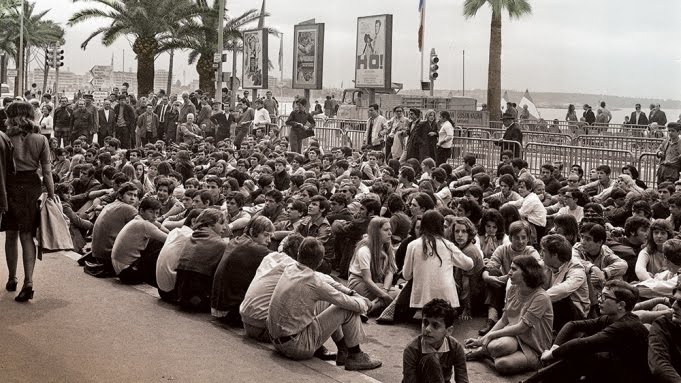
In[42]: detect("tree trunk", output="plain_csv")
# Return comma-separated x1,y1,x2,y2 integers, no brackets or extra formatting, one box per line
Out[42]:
133,37,158,97
166,50,174,95
197,53,215,96
487,10,502,122
42,60,49,95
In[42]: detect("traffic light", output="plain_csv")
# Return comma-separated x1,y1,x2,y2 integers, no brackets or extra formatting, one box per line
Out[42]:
429,49,439,81
45,45,64,68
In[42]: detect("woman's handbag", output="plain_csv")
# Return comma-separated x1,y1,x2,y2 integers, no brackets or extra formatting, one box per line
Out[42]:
36,194,74,259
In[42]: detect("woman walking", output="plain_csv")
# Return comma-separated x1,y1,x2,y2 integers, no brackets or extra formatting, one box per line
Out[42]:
2,102,54,302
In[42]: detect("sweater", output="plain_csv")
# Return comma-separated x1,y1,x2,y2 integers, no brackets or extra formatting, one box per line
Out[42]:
402,336,469,383
649,315,681,383
176,228,227,277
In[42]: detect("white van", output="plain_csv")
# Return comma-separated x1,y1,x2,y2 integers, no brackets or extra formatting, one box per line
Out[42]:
0,83,13,103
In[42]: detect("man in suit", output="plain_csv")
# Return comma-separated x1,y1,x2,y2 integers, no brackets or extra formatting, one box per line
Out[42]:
136,104,159,147
97,99,117,146
154,96,171,142
113,95,137,149
650,104,668,126
629,103,649,126
499,111,523,159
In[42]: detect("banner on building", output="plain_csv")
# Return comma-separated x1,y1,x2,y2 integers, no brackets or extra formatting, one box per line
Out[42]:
242,29,268,89
292,23,324,89
355,14,393,89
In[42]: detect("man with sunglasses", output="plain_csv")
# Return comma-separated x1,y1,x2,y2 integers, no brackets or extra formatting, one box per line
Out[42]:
536,280,651,383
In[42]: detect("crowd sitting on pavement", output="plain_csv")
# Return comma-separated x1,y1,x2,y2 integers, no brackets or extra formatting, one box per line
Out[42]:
3,86,681,383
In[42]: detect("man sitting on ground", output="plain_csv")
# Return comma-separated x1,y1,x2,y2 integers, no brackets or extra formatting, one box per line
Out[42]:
267,237,382,371
648,277,681,382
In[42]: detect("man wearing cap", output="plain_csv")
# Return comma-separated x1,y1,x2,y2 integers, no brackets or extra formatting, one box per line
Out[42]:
656,122,681,185
583,104,596,125
71,99,95,144
83,94,99,143
497,111,522,159
113,95,137,149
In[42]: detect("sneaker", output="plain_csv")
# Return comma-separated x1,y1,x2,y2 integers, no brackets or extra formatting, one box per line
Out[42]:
345,351,382,371
335,348,348,366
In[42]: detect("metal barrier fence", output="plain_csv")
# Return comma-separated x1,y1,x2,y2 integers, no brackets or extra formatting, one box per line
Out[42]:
523,143,635,179
638,153,659,189
576,135,663,159
490,120,652,137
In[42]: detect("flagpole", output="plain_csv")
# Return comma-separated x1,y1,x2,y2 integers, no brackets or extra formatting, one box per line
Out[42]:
279,32,283,99
420,0,425,83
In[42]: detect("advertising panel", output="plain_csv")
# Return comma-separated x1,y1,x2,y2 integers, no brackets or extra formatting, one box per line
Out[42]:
292,23,324,89
242,29,268,89
355,14,392,89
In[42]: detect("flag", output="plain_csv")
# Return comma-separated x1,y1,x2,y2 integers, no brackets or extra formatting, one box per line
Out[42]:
519,89,541,120
418,0,425,52
278,33,283,72
257,0,266,28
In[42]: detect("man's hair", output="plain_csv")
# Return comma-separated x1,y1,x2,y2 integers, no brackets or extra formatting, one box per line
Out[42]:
386,193,405,213
225,191,245,207
511,158,528,170
310,195,330,216
624,216,651,238
329,192,348,207
204,174,223,187
265,189,283,203
117,182,138,198
296,237,324,270
596,165,611,175
399,166,415,183
422,298,457,328
361,198,382,217
368,103,379,111
541,163,555,173
669,193,681,208
156,177,174,193
508,220,530,238
289,199,307,214
579,222,607,244
139,196,162,211
498,174,516,188
604,280,639,311
540,234,573,263
659,182,676,194
663,239,681,267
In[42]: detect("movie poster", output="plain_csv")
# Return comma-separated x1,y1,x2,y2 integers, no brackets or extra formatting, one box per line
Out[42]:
355,14,392,88
242,29,268,89
292,23,324,89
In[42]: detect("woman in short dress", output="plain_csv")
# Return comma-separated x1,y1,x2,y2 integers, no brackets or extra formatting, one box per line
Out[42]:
2,102,54,302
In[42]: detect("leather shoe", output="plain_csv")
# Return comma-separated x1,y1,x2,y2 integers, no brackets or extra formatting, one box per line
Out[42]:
5,278,17,292
15,285,34,302
335,348,348,366
313,346,337,361
345,351,382,371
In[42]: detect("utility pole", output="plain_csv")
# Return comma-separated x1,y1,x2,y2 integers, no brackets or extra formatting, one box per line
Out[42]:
462,49,465,96
16,0,25,97
215,0,225,101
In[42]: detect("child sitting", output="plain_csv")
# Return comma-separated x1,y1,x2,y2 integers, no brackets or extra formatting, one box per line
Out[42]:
402,299,468,383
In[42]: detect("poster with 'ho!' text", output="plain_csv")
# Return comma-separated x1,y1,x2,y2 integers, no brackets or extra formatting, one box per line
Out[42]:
355,14,392,89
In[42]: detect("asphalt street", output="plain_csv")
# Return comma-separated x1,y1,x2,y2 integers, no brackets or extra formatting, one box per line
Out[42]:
0,237,529,383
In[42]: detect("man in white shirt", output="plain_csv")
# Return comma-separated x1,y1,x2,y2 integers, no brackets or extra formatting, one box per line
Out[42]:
365,104,388,151
253,98,271,130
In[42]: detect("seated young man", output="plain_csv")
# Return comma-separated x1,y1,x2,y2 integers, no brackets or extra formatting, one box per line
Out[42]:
648,277,681,382
333,198,382,278
541,234,590,333
538,280,651,383
90,182,139,275
267,237,381,371
572,222,628,317
111,197,169,285
402,299,468,383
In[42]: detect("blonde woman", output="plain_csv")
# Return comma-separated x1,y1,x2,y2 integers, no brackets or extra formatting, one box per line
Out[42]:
348,217,398,315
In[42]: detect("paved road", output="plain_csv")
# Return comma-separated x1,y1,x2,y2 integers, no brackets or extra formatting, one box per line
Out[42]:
0,239,530,383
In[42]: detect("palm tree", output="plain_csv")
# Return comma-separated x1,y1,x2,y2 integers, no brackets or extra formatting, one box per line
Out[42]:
68,0,200,97
161,2,276,96
463,0,532,122
0,1,64,92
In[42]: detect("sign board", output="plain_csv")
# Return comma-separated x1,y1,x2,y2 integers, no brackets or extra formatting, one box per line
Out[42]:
292,23,324,89
242,29,268,89
91,91,109,104
213,52,222,63
454,110,488,126
355,14,393,89
89,65,113,89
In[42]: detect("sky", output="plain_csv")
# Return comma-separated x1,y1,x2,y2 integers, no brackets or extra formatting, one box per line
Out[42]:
33,0,681,100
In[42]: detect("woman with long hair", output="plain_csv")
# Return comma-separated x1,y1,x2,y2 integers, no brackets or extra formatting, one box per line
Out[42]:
435,111,455,166
121,162,144,197
65,153,84,181
477,209,510,259
414,109,437,161
465,255,553,375
448,216,485,320
2,102,54,302
348,217,398,315
635,219,674,281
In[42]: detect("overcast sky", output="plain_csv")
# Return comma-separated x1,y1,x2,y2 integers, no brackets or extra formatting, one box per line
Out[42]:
34,0,681,99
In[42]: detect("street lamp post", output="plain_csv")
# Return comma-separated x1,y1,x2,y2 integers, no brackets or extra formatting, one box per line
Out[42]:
215,0,225,101
16,0,25,97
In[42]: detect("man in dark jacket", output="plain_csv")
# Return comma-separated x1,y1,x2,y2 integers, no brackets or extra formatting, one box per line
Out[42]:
498,111,522,159
332,198,381,279
537,280,651,383
648,275,681,382
113,95,137,149
583,104,596,125
53,96,73,147
71,99,95,144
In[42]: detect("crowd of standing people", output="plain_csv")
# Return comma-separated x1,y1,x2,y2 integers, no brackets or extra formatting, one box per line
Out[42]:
1,86,681,383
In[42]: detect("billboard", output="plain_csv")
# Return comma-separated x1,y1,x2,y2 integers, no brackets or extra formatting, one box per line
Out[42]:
242,29,268,89
292,23,324,89
355,14,392,89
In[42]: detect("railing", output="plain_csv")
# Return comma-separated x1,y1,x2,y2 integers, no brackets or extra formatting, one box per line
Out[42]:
638,153,660,190
523,143,635,179
449,138,522,172
490,120,654,137
576,135,663,159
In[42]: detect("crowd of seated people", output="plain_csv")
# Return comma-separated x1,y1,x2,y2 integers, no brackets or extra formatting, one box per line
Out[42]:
29,112,681,382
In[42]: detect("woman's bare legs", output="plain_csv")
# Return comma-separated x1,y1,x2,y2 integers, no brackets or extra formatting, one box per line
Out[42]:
5,230,19,281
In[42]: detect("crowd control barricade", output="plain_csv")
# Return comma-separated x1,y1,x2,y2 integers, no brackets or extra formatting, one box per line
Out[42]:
638,153,660,190
461,128,492,139
450,138,522,172
523,143,635,180
490,120,651,137
576,135,662,159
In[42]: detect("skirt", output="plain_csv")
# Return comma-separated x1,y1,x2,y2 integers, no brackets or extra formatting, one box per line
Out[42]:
1,171,41,234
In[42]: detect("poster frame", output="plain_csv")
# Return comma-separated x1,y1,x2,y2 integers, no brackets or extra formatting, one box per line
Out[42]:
242,28,268,89
292,23,325,89
354,14,393,89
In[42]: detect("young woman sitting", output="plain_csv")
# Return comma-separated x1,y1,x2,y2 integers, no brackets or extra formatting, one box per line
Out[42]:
448,216,485,320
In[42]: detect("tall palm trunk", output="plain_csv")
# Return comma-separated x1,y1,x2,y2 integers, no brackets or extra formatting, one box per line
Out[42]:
42,59,49,95
166,50,174,95
487,11,502,122
133,37,158,97
197,54,215,96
